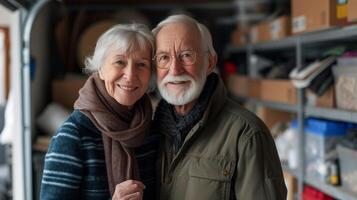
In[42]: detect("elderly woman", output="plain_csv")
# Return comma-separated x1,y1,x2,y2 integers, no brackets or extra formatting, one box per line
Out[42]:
40,24,158,200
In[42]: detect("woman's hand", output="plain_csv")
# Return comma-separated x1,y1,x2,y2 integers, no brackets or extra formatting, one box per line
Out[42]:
112,180,145,200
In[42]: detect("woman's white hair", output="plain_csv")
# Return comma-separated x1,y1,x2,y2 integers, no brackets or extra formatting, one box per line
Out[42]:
152,14,217,58
84,23,154,74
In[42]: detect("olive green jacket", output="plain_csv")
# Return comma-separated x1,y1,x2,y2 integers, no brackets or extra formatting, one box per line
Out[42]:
158,77,287,200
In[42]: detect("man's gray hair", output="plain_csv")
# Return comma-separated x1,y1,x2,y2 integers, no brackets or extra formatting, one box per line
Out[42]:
84,23,154,73
152,14,217,58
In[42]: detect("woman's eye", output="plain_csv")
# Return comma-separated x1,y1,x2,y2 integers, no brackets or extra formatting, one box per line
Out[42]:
115,60,126,66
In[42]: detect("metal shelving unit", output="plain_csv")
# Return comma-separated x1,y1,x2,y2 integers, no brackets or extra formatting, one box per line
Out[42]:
226,25,357,53
283,162,357,200
305,106,357,124
67,2,235,11
232,94,357,198
231,95,357,124
301,25,357,45
226,24,357,200
230,94,298,113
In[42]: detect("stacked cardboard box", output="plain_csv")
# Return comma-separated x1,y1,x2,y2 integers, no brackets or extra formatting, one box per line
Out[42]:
250,15,291,43
284,172,298,200
292,0,346,34
270,16,291,40
257,107,292,129
307,87,335,108
260,79,297,105
227,75,261,99
348,0,357,22
231,28,249,46
227,75,297,105
250,21,271,43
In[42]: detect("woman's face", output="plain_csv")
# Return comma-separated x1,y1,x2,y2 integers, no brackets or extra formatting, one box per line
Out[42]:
99,46,152,108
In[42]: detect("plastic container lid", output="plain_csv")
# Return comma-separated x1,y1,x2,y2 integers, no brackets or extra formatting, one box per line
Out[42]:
306,118,348,136
290,119,356,136
290,120,298,129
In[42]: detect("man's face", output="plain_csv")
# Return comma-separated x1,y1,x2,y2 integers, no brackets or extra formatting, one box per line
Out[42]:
155,22,211,105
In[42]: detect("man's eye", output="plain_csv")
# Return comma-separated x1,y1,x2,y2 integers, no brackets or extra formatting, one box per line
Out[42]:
158,55,170,62
180,52,193,59
182,53,190,57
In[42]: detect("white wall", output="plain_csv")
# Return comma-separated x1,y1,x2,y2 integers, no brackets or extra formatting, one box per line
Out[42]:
0,30,5,105
0,4,24,200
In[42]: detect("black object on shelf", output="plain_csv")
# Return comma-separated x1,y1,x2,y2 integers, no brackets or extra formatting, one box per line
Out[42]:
340,129,357,150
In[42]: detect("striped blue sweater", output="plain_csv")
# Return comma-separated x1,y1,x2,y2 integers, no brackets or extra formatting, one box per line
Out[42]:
40,110,160,200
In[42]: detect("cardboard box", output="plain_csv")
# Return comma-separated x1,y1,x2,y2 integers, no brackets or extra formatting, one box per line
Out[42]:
231,29,249,46
227,75,249,97
250,21,271,43
307,87,335,108
270,16,291,40
284,172,298,200
52,76,87,109
257,106,292,129
227,75,261,98
250,16,290,43
249,78,261,99
292,0,338,34
261,79,297,104
348,0,357,22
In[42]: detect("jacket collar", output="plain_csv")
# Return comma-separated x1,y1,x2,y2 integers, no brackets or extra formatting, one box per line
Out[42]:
166,74,227,172
200,74,227,126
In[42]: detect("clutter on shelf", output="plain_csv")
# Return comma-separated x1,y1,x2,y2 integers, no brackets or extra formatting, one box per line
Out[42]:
303,185,334,200
36,102,71,136
333,52,357,112
337,129,357,194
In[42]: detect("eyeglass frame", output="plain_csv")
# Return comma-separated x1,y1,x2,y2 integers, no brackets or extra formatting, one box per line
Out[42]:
152,50,209,69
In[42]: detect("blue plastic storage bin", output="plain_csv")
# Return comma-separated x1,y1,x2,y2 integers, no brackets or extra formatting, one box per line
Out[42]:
305,118,348,181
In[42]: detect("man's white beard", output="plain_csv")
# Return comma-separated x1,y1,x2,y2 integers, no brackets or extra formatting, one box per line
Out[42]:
158,70,207,106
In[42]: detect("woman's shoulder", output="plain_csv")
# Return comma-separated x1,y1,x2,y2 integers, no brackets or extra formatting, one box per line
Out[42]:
70,110,95,128
54,110,100,140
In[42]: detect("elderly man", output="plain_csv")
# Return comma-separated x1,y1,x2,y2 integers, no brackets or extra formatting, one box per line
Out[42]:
151,14,287,200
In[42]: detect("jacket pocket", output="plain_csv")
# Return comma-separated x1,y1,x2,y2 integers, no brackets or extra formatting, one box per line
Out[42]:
187,156,235,200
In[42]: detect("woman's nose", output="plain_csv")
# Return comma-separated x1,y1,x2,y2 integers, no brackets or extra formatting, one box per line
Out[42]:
123,63,136,81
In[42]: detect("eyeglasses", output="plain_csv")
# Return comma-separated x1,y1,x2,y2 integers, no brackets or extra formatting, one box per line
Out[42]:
153,50,197,69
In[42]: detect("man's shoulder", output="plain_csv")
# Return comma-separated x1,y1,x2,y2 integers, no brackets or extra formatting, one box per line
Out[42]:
216,97,270,134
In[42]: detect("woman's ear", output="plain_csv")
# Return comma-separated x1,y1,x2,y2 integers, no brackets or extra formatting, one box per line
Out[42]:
98,69,104,80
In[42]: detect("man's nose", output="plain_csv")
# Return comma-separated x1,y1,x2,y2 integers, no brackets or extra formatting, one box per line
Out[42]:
169,56,185,76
